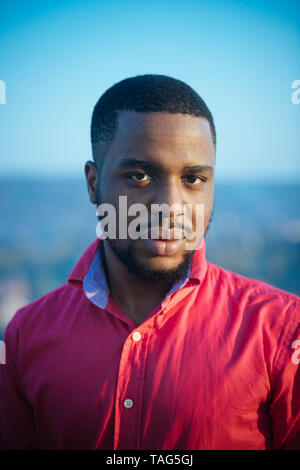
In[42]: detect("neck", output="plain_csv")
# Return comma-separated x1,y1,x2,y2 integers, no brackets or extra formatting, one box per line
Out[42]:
101,240,174,325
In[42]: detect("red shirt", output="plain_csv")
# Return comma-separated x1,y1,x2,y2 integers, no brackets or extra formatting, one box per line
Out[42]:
0,237,300,450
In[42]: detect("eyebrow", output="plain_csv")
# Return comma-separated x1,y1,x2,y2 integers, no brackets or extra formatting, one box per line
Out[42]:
181,164,214,175
115,157,214,175
115,158,162,173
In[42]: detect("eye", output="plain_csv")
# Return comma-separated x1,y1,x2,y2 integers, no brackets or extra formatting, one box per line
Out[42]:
125,172,153,184
183,175,206,185
131,173,151,181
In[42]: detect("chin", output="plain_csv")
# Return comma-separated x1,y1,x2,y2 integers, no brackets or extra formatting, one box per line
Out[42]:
130,250,194,284
104,237,193,283
142,255,184,271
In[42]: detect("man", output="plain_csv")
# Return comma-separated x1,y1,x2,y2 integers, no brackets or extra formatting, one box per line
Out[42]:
0,74,299,450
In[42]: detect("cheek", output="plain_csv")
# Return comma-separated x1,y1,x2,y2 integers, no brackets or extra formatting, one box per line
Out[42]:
204,186,214,215
190,196,213,233
98,183,121,208
204,200,214,229
204,200,213,219
194,191,213,215
97,169,119,201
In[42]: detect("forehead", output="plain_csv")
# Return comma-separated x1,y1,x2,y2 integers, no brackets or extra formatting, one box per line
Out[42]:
105,111,215,167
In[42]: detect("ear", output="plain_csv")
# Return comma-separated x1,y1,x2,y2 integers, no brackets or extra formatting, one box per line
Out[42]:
84,160,98,204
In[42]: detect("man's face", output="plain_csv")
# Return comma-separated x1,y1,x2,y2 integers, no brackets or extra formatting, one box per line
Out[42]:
94,110,215,282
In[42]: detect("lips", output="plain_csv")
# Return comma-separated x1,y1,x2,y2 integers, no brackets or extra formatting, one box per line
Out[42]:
138,227,186,256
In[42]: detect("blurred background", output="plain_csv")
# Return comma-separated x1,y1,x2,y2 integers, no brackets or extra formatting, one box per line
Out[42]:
0,0,299,338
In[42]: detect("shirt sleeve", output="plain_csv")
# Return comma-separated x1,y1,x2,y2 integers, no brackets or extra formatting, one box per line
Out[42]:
269,299,300,450
0,314,41,449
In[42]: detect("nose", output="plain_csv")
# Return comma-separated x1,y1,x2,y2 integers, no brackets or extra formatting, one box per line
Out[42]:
151,177,184,221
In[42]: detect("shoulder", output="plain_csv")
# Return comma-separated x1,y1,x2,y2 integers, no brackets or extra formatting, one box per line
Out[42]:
206,261,299,306
3,283,81,339
205,261,299,338
205,262,300,378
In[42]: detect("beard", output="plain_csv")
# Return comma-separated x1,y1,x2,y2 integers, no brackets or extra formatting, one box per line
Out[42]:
104,236,195,283
96,184,213,284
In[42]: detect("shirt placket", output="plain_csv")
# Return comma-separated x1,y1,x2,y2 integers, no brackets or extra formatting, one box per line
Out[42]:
113,318,154,450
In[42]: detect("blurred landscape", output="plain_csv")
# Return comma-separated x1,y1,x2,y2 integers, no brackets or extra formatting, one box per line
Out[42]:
0,177,299,338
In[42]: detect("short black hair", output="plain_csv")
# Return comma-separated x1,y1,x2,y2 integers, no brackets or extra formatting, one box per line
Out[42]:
91,74,216,172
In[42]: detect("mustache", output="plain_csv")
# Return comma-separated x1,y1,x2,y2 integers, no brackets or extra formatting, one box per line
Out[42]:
97,214,194,235
136,221,194,236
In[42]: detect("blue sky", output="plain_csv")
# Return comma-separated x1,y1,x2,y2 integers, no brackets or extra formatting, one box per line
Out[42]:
0,0,299,180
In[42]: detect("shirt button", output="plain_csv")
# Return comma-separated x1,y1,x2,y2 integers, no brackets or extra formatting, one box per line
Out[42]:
132,331,141,342
124,398,133,408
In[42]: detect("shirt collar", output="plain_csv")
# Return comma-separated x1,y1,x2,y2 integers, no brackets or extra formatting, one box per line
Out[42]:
68,237,207,302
